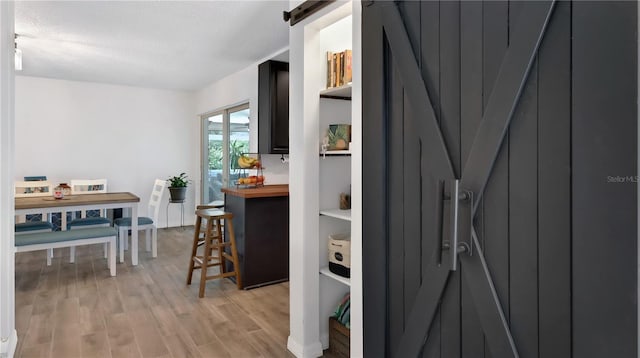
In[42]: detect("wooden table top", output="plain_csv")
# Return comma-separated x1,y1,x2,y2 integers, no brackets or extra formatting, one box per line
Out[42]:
221,184,289,199
15,192,140,210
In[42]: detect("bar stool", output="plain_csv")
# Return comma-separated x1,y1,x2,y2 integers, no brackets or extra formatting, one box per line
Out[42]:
187,208,241,297
194,203,224,247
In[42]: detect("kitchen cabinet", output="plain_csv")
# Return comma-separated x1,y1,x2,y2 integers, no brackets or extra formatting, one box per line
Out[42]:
258,60,289,154
221,185,289,289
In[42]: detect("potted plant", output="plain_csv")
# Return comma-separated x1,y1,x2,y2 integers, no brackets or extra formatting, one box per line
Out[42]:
167,172,190,202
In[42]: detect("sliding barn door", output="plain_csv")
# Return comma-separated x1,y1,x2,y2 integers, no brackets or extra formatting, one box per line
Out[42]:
363,1,637,357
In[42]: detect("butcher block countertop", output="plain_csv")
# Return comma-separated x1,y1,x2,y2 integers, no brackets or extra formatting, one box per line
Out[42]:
221,184,289,199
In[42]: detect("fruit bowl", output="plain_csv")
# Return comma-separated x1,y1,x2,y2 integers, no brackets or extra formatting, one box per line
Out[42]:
235,175,265,188
237,154,262,169
234,153,265,188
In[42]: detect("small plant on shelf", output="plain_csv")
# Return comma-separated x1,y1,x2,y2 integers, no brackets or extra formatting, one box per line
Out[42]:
327,124,351,150
167,172,190,202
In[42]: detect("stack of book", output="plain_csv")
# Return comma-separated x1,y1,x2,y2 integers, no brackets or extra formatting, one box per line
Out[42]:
326,49,352,89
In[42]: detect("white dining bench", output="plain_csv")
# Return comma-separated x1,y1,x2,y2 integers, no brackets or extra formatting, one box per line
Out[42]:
14,227,117,276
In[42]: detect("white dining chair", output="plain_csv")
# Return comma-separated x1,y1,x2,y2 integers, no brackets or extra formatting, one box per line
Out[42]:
14,180,55,265
114,179,166,263
67,179,111,262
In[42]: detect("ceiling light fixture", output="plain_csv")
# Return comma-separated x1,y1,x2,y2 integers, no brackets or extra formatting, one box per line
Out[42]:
14,34,22,71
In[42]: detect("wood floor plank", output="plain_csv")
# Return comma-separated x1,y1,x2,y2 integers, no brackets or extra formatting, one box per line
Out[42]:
15,304,33,333
150,305,183,337
195,303,228,328
57,263,78,299
248,329,295,358
164,333,204,358
14,332,27,358
19,342,51,358
51,323,82,358
31,292,57,316
54,297,80,326
98,283,125,316
105,312,137,348
21,313,54,348
79,293,107,335
80,331,110,358
110,343,142,358
176,311,218,347
196,339,232,358
210,320,263,357
128,310,171,358
15,227,290,358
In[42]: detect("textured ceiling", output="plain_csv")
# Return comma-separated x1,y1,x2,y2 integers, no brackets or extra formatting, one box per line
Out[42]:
15,1,290,91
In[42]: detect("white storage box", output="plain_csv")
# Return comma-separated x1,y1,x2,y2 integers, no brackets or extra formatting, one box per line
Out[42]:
328,233,351,278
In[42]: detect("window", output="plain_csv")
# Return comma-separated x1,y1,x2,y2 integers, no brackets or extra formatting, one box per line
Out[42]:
201,103,250,204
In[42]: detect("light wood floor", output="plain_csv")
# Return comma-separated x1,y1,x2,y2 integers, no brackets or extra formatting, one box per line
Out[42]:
15,226,295,358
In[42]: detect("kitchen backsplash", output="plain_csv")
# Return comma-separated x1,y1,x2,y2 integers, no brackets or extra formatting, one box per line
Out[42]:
261,154,289,184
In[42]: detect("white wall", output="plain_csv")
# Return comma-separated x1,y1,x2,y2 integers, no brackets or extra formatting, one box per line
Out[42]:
15,76,198,227
14,49,292,226
195,49,290,187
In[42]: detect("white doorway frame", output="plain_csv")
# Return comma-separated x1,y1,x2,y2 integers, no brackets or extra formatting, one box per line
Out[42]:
0,2,16,357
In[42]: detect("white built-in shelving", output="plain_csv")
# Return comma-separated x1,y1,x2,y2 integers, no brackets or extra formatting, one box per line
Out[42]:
320,208,351,221
320,82,352,99
321,149,351,156
315,11,353,353
320,267,351,286
289,1,361,357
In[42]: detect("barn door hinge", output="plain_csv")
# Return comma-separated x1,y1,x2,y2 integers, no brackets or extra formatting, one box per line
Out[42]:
439,179,473,271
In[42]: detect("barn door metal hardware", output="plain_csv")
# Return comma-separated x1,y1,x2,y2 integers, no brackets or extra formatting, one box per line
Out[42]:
283,0,336,26
439,179,473,271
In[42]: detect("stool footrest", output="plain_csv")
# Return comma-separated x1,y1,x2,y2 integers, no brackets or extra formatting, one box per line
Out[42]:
192,256,223,266
207,242,231,249
221,252,234,261
205,271,237,280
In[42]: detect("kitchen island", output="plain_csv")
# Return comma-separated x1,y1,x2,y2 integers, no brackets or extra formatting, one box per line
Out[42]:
221,184,289,289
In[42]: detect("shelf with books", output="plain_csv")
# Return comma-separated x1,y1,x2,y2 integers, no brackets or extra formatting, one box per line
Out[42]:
325,49,353,90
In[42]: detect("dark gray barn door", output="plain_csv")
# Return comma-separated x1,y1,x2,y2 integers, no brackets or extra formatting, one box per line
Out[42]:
362,1,637,357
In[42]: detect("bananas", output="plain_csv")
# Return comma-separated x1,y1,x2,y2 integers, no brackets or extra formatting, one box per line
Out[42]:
237,155,261,169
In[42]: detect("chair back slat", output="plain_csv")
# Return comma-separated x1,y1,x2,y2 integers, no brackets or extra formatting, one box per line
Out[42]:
70,179,108,218
14,181,53,198
148,179,167,223
14,181,52,224
70,179,108,195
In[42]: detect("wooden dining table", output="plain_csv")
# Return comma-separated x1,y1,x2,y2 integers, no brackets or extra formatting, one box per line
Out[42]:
15,192,142,265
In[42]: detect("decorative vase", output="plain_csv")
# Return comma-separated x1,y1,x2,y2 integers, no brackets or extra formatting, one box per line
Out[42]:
168,187,187,202
59,183,71,196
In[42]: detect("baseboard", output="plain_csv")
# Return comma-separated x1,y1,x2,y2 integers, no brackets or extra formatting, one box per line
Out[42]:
0,329,17,358
287,335,323,357
320,332,329,349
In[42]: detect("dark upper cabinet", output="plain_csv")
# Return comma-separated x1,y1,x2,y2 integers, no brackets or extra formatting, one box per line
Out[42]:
258,60,289,154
